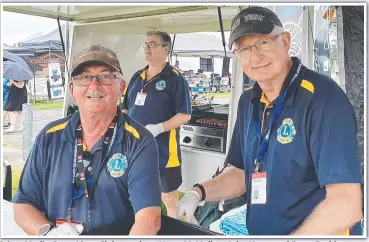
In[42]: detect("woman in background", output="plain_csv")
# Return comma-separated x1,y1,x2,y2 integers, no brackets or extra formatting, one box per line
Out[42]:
3,79,28,132
3,77,11,128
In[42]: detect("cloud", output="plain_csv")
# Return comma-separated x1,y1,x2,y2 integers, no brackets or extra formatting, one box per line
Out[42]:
3,34,29,46
2,11,58,45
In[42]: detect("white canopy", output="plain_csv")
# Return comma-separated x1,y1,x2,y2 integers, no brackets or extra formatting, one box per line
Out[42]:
4,4,247,140
172,33,234,58
3,5,246,34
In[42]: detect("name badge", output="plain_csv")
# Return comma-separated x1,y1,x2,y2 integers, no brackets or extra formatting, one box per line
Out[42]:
251,172,267,204
135,92,147,106
56,218,84,234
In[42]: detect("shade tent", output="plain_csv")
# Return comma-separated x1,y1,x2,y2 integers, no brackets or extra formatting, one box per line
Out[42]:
3,25,64,54
3,44,18,50
21,25,63,44
4,26,231,59
3,6,240,33
3,42,62,55
172,33,233,58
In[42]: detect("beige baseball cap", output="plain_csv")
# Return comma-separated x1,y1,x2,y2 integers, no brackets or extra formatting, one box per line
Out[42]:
71,45,122,76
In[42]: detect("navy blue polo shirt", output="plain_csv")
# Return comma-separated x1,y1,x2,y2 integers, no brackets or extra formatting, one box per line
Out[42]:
122,63,191,169
12,111,161,232
226,57,362,235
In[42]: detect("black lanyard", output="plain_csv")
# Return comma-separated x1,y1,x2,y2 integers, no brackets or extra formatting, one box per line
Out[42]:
67,107,119,230
253,63,301,173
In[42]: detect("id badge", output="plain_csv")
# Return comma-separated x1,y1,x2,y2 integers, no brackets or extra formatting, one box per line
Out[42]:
56,218,84,234
251,172,267,204
135,92,147,106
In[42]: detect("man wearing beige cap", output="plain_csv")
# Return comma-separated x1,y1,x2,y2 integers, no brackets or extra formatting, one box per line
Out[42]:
12,45,162,236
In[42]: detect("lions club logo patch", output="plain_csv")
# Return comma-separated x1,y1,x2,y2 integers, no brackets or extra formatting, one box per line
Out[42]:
156,80,166,90
277,118,296,144
107,153,128,178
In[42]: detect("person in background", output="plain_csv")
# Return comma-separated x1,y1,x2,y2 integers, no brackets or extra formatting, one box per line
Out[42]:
122,31,191,218
176,6,363,235
12,45,162,236
3,79,27,132
3,77,11,128
173,60,180,71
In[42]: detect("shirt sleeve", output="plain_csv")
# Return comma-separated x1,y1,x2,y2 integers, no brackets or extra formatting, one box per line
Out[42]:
127,140,161,213
225,94,245,170
173,76,192,115
12,138,46,212
309,89,363,187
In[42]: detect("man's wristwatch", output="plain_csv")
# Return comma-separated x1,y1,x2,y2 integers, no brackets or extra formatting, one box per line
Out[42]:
193,183,206,202
39,223,53,236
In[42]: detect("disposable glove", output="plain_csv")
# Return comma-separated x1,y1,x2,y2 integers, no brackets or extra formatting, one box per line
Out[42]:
176,190,201,223
46,223,80,236
145,123,164,137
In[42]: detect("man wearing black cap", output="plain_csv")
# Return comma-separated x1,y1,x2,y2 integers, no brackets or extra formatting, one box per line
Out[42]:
12,45,162,236
177,6,362,235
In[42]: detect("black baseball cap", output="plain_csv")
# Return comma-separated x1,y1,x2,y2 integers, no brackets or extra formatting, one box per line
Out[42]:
228,6,283,50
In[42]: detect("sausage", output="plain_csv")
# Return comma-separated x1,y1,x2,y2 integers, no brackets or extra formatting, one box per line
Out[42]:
218,120,228,127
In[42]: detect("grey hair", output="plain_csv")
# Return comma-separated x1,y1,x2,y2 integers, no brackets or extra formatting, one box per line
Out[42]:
146,30,172,50
270,25,286,35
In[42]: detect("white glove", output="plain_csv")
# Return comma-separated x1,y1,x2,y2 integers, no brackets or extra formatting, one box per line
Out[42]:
145,123,164,137
176,190,201,223
46,223,80,236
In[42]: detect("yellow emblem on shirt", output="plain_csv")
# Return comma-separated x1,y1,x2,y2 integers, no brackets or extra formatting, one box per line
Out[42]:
277,118,296,144
107,153,128,178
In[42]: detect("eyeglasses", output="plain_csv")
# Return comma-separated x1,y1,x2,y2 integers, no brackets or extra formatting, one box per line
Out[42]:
233,32,285,59
142,42,168,49
72,74,121,86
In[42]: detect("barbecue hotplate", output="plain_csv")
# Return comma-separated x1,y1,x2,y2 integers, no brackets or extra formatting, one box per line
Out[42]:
180,110,228,153
195,117,227,128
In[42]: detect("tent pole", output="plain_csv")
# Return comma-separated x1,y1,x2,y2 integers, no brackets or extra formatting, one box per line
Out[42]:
217,6,231,95
48,42,51,61
48,43,51,102
170,34,176,65
212,55,214,90
33,53,36,104
217,7,227,56
57,17,70,77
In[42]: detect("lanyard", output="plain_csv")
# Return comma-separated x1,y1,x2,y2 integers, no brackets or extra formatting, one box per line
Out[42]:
141,71,160,93
67,107,119,230
253,63,301,173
